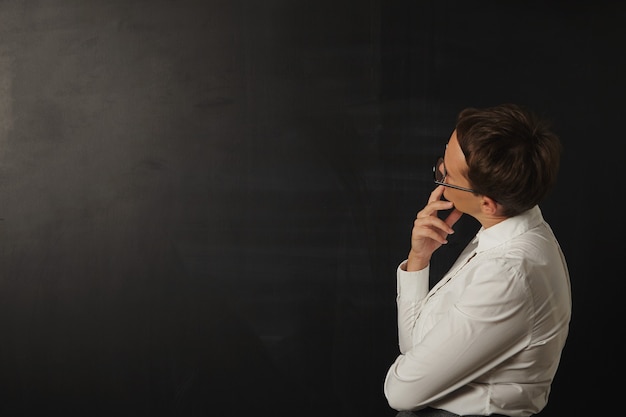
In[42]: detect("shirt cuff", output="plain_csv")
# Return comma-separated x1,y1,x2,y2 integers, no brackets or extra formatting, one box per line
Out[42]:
397,260,430,300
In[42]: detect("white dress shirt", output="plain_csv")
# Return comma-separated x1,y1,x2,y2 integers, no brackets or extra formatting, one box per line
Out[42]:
384,206,572,417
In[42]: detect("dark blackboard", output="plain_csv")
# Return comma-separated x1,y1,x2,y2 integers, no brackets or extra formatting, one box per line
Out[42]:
0,1,623,416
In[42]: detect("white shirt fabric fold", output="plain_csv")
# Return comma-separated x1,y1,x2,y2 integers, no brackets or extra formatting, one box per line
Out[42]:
384,206,571,417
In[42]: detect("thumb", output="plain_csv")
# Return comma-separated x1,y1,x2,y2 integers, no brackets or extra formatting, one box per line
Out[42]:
445,208,463,228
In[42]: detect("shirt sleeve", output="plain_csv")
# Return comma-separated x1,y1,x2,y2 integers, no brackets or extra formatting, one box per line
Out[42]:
396,260,430,354
385,260,532,411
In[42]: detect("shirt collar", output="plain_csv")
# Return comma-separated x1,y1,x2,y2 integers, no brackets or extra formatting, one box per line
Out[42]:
471,205,544,253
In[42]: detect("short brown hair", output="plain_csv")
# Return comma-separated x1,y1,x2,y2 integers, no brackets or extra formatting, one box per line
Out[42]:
455,103,562,217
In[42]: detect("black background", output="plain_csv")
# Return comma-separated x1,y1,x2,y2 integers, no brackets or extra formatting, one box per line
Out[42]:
0,1,623,416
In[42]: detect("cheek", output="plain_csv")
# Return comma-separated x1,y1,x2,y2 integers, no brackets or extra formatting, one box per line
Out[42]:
442,188,463,209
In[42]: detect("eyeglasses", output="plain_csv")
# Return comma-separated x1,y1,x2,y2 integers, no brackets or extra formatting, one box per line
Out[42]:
433,157,476,193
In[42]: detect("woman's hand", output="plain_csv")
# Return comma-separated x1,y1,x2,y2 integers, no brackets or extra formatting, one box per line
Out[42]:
406,186,463,271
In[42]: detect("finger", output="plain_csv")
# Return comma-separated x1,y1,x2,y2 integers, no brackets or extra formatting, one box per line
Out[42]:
427,185,446,203
414,215,455,236
416,200,454,219
412,218,451,244
415,227,450,245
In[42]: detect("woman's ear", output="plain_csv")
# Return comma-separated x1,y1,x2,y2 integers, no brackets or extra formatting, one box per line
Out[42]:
480,195,500,216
